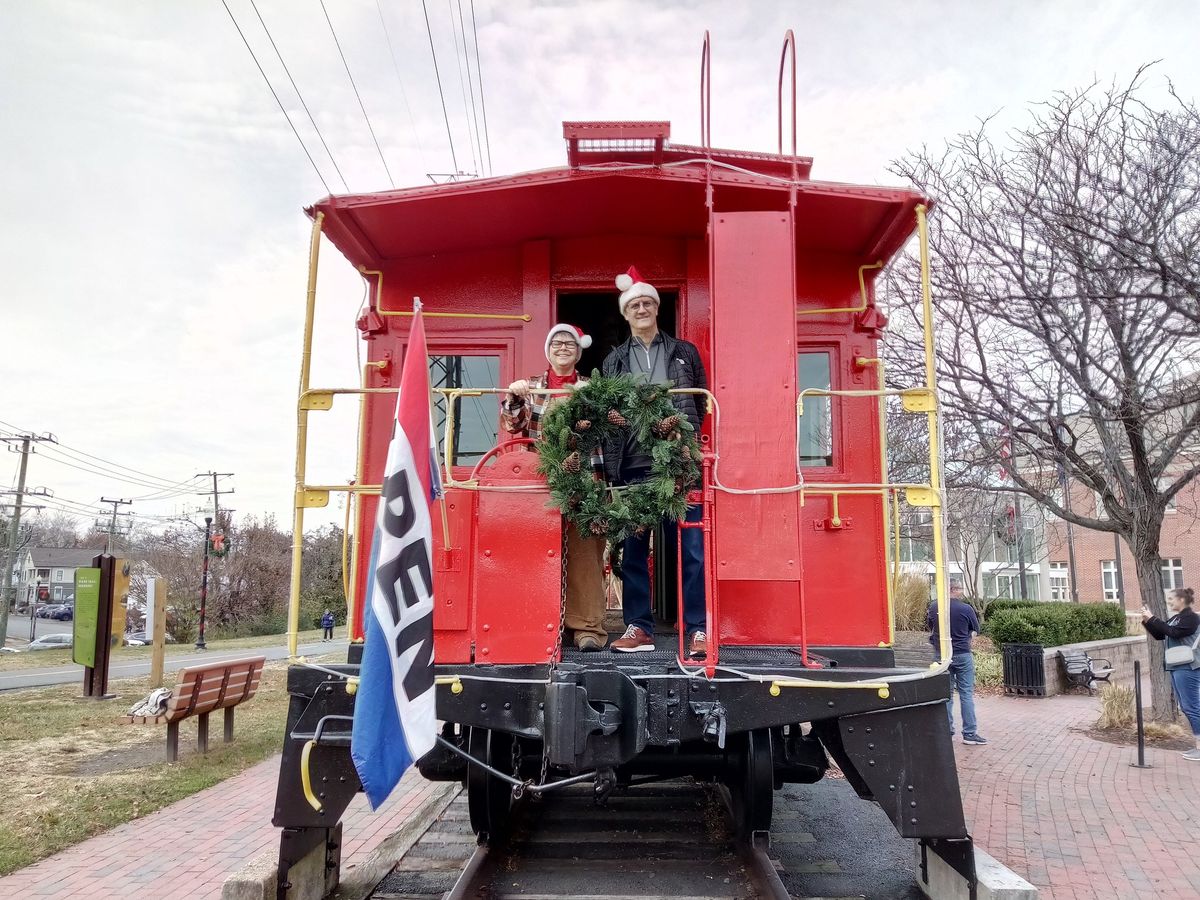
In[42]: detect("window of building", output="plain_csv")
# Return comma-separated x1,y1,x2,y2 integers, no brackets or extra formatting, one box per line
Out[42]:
984,571,1039,601
53,586,63,601
1100,560,1119,602
428,354,501,467
55,569,64,582
1157,478,1177,513
797,352,833,467
1049,562,1069,600
36,568,50,580
1161,558,1184,591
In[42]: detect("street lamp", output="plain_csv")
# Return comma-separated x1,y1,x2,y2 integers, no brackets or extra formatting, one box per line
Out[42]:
197,516,212,650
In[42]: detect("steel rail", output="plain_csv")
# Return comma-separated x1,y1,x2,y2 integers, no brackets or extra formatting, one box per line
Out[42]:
740,836,792,900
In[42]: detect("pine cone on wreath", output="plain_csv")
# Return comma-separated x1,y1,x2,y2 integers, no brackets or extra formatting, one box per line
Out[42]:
653,414,680,437
576,419,592,431
567,495,581,509
563,451,582,473
607,409,628,427
590,519,609,535
567,434,578,450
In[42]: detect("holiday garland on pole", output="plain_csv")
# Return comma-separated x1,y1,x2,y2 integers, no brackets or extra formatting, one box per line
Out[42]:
536,373,703,542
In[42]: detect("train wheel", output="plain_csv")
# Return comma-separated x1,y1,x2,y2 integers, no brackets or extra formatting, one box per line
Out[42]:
726,728,774,840
466,726,514,842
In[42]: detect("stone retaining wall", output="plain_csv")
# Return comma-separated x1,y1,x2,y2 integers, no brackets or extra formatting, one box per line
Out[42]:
1041,635,1148,697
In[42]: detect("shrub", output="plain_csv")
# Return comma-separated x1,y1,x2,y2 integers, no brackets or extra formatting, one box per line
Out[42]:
982,598,1042,621
893,573,932,631
974,651,1003,687
985,601,1126,647
1097,684,1134,729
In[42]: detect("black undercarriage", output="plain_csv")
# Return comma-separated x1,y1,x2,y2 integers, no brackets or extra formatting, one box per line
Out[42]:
271,641,977,899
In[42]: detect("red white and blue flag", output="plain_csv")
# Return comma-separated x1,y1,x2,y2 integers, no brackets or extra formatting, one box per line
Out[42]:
352,299,442,809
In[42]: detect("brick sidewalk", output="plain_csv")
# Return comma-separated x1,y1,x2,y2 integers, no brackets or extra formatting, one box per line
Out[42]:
0,756,445,900
958,691,1200,899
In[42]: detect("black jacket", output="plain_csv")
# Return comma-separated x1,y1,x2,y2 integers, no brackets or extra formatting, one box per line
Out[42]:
1143,607,1200,670
601,332,707,484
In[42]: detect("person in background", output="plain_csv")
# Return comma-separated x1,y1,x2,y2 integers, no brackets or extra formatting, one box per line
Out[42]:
320,609,335,642
927,583,988,745
1141,587,1200,761
502,324,608,651
602,265,708,659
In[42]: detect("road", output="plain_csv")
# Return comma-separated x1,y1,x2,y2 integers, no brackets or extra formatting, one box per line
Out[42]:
5,613,73,641
0,639,350,691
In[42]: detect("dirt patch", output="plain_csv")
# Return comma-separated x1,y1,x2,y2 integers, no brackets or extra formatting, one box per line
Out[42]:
68,742,167,776
1076,725,1194,751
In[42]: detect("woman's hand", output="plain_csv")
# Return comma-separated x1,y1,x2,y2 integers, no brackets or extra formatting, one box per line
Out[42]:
506,379,531,401
1140,605,1153,621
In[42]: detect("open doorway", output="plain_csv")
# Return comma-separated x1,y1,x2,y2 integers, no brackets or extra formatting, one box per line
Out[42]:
555,290,678,376
555,289,682,631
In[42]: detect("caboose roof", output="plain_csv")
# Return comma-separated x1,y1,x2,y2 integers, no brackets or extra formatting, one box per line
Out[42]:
308,132,927,270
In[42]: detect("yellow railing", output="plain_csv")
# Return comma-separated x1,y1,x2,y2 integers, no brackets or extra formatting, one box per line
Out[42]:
286,205,951,675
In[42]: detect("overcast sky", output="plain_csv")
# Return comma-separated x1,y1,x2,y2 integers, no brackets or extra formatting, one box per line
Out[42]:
2,0,1198,534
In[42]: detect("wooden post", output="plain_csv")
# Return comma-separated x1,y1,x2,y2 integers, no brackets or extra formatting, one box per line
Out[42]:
149,577,167,689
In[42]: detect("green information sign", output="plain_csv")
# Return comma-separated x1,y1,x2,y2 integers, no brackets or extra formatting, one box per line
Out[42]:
73,568,101,669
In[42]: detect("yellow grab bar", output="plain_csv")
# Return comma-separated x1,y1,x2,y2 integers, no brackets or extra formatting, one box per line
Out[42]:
300,740,322,812
796,260,883,316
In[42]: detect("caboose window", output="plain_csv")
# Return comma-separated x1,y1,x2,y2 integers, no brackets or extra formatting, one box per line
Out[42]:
429,354,500,466
797,352,833,467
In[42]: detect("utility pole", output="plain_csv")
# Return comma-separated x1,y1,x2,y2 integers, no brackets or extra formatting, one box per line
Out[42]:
99,498,132,556
194,473,233,650
0,433,56,648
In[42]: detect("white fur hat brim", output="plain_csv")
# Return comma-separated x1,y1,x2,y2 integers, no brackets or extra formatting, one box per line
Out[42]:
618,282,661,314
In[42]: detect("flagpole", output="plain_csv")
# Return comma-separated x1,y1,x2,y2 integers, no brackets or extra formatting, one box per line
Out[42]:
415,296,454,550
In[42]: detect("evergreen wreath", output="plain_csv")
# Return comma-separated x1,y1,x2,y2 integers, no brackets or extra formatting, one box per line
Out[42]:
536,373,703,542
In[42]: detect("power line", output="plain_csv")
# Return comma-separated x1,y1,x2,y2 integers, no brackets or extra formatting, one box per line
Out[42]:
420,0,460,174
0,418,183,486
375,0,428,173
35,448,195,493
319,0,395,188
248,0,350,192
219,0,333,194
468,0,492,175
446,0,480,176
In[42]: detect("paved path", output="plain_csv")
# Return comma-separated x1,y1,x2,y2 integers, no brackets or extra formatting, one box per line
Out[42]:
0,754,443,900
958,691,1200,899
0,640,348,691
2,681,1198,898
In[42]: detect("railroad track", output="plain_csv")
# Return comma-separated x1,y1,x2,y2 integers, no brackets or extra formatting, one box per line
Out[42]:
372,781,791,899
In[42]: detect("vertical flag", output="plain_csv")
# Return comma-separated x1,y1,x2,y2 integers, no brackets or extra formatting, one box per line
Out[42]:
351,299,441,809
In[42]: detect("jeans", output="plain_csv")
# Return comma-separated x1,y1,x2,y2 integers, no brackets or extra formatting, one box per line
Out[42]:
946,652,978,736
1170,667,1200,736
621,504,706,636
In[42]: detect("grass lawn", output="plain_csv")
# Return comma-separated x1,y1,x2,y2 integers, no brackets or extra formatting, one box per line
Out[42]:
0,650,338,876
0,628,332,671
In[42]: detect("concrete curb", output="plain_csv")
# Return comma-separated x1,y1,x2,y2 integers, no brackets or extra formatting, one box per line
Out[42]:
221,782,461,900
916,843,1039,899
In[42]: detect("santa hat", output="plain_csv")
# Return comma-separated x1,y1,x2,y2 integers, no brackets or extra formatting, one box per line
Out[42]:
544,323,592,361
616,265,661,314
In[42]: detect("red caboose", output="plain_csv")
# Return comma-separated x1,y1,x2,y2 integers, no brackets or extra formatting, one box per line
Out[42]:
273,85,972,895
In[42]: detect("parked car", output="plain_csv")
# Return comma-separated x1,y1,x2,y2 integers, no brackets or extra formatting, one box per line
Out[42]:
124,631,176,646
34,605,58,619
0,646,20,654
49,605,73,621
27,634,73,651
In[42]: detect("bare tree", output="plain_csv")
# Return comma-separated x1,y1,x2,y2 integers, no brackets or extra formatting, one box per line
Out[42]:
888,69,1200,720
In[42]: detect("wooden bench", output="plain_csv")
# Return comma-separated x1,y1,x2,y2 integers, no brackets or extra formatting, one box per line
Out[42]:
121,656,266,761
1058,649,1114,695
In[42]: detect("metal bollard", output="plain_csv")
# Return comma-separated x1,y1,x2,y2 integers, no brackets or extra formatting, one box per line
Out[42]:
1130,659,1152,769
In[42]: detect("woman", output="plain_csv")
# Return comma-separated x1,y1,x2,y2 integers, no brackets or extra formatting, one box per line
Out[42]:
501,324,608,651
1141,587,1200,761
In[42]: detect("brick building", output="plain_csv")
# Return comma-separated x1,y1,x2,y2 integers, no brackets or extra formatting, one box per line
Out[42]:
1043,477,1199,611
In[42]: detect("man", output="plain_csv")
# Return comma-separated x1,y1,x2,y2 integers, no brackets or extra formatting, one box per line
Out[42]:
602,265,708,658
321,609,335,642
927,583,988,745
502,324,608,651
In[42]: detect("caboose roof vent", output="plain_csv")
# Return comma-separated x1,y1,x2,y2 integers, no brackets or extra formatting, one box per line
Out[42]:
563,121,670,168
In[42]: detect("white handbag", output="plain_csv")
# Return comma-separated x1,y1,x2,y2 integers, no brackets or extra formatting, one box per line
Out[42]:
1164,629,1200,668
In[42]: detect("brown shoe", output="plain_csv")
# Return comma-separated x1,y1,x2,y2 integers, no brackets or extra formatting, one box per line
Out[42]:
576,634,605,652
611,625,655,653
687,631,707,659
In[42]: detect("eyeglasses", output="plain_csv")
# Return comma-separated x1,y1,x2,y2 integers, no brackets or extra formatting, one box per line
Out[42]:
548,340,578,350
626,299,657,312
